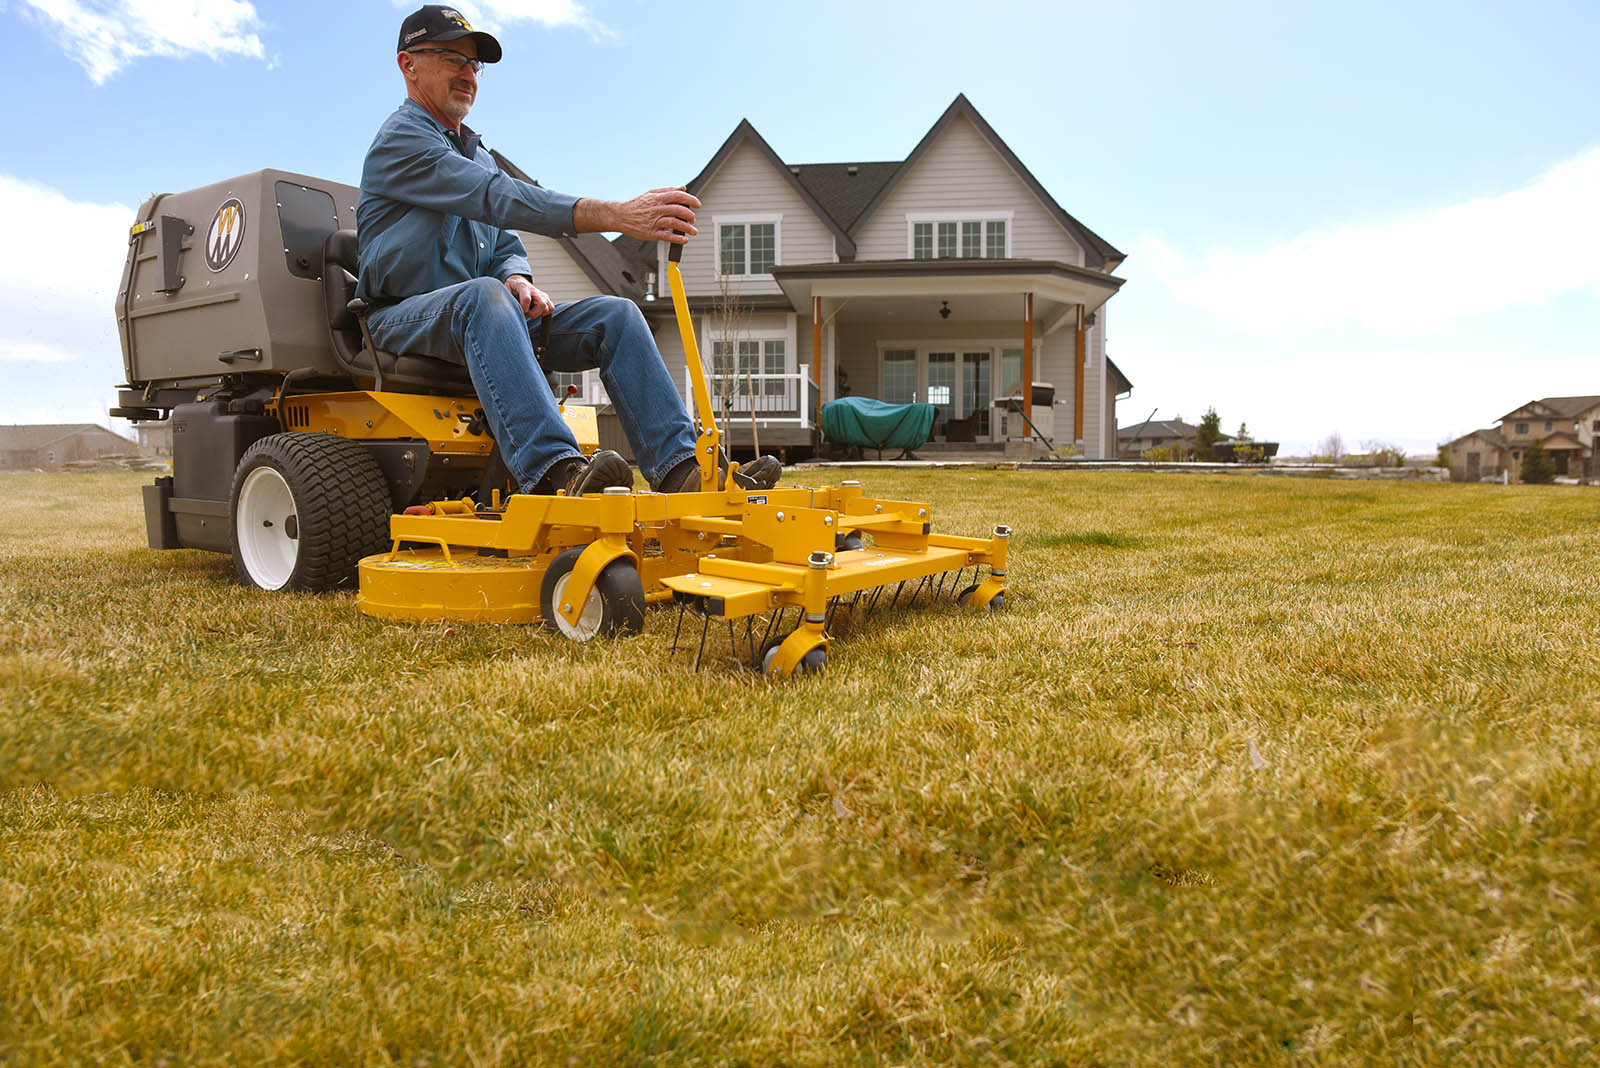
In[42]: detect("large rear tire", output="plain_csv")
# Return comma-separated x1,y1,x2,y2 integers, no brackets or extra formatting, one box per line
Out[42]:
229,433,391,592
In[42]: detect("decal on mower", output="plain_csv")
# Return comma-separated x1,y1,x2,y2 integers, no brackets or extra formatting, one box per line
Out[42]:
746,495,767,505
205,198,246,272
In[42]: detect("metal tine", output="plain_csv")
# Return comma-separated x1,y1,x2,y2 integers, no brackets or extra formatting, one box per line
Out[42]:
865,584,885,617
727,619,738,665
888,580,907,610
693,611,711,672
760,607,780,652
671,599,687,654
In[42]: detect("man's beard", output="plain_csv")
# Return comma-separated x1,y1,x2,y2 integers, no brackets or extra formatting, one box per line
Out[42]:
442,84,474,122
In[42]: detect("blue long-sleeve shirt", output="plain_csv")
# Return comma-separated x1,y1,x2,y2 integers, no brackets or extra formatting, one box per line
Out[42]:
356,99,581,304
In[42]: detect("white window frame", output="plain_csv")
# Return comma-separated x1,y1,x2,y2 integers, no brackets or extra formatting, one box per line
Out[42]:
705,318,796,411
713,214,783,279
904,211,1014,259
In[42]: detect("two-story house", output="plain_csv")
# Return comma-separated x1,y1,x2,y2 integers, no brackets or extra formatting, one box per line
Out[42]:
499,94,1130,460
1446,395,1600,481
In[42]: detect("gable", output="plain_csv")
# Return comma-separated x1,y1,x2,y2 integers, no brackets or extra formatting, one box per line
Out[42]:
674,139,841,295
851,114,1087,265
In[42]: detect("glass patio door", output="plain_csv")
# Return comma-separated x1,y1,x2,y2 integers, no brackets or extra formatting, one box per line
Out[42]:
927,352,956,425
962,351,991,436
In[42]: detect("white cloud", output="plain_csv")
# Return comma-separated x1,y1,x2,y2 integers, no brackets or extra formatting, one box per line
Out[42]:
398,0,615,42
0,175,131,367
22,0,265,84
1135,148,1600,334
0,340,77,362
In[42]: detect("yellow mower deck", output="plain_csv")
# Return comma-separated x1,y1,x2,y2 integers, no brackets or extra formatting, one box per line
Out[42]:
358,479,1009,674
356,252,1011,676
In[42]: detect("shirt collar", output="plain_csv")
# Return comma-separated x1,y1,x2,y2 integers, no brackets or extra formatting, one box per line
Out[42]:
400,98,481,158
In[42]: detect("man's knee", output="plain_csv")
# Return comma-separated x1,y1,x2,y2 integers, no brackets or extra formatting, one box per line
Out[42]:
456,277,521,320
593,294,646,330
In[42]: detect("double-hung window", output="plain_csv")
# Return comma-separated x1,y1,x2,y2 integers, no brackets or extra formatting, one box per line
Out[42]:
711,337,788,405
717,217,780,276
908,214,1010,259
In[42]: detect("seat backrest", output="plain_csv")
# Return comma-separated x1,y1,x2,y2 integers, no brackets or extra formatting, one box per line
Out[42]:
323,229,361,342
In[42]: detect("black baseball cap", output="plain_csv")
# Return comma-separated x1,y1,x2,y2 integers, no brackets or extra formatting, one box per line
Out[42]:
397,5,502,64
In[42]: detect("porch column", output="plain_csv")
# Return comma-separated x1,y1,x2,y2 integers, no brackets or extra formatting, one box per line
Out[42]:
1023,292,1034,439
1074,303,1086,446
812,297,823,423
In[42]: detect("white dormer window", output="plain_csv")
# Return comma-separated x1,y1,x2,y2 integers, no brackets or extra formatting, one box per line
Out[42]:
907,213,1011,259
716,215,781,277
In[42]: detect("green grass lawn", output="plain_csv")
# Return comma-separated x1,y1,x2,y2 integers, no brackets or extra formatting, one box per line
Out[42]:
3,469,1598,1065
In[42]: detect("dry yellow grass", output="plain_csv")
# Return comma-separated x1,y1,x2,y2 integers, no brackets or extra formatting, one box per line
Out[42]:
3,468,1598,1065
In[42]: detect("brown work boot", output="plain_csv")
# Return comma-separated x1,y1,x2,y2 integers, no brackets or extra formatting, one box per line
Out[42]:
732,454,782,490
657,455,722,493
539,450,632,495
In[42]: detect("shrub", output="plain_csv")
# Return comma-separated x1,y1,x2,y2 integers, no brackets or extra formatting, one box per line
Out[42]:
1521,440,1556,484
1360,441,1407,468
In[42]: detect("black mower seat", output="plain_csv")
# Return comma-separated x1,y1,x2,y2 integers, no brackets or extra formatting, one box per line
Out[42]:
323,229,475,394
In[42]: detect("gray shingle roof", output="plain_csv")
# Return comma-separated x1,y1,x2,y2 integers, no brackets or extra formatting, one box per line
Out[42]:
1497,395,1600,422
1117,418,1198,441
789,162,900,231
0,423,118,450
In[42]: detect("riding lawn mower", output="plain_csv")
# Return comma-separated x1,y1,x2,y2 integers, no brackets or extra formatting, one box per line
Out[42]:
114,169,1010,676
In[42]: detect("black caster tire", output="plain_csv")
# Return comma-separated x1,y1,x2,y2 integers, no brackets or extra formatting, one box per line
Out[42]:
759,634,827,676
540,546,646,642
229,432,391,592
835,532,865,553
957,584,1005,611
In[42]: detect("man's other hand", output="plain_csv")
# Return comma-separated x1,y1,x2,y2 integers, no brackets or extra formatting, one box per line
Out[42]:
506,276,553,318
575,188,701,244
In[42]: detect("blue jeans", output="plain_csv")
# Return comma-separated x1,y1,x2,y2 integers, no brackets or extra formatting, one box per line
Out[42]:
367,279,697,493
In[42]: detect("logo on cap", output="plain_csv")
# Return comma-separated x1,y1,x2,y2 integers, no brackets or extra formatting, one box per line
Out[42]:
441,9,471,29
205,198,246,272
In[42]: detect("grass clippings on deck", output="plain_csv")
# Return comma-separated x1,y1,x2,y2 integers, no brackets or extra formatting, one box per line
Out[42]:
2,469,1598,1065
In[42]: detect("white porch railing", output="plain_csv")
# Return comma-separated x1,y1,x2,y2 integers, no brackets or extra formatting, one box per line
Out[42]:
684,362,817,429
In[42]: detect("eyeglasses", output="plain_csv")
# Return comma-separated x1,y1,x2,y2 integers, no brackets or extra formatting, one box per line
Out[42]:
406,48,484,74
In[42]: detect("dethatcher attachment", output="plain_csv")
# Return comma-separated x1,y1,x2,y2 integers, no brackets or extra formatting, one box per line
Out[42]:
356,243,1011,676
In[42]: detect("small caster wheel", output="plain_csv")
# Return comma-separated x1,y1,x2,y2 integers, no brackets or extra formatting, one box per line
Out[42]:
957,584,1004,611
835,532,865,553
759,634,827,676
540,546,646,641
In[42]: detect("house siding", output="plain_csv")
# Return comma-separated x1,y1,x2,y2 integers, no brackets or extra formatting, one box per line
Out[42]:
853,115,1086,266
515,234,604,300
679,141,838,296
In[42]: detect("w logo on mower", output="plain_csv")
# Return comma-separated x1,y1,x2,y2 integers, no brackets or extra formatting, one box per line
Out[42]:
205,198,246,272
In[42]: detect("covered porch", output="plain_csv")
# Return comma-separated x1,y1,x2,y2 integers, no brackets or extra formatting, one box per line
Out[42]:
774,259,1125,456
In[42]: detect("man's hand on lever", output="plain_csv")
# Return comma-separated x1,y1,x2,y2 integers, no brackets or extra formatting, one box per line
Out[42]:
573,187,700,244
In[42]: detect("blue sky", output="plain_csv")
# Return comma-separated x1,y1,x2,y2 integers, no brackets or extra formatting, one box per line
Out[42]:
2,0,1596,455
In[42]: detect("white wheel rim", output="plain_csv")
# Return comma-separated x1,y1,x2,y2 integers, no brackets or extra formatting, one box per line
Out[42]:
236,466,298,590
550,571,604,641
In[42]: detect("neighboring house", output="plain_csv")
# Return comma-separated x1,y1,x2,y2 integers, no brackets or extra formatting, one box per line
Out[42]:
0,424,137,470
1444,427,1509,482
1117,418,1201,459
1446,395,1600,482
137,423,172,458
498,94,1130,459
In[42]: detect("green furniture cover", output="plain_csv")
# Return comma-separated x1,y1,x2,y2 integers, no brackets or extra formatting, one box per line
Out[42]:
822,397,936,455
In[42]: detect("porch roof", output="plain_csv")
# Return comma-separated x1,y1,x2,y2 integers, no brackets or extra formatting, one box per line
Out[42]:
771,258,1125,316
